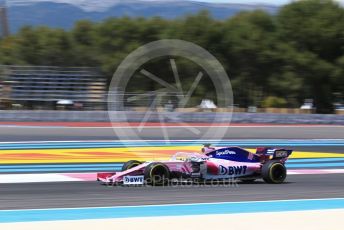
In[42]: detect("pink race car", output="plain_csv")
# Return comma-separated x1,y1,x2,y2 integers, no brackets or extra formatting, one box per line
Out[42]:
97,145,292,186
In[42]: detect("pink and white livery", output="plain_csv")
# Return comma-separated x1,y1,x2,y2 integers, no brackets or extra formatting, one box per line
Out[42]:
97,144,293,186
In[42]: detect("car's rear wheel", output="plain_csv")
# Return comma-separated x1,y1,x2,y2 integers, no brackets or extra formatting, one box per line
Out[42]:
262,160,287,184
122,160,141,171
144,162,170,186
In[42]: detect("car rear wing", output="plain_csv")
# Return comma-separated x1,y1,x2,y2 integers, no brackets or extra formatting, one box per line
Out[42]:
256,147,292,159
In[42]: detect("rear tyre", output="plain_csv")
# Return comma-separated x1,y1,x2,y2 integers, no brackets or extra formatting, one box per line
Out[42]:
144,162,170,186
262,160,287,184
122,160,141,171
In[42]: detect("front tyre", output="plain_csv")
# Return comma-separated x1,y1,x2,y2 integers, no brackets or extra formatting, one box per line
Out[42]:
262,160,287,184
122,160,141,171
144,162,170,186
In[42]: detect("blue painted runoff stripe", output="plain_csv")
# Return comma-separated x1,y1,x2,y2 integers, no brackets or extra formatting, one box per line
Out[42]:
1,158,344,173
0,158,343,169
0,167,122,173
0,198,343,223
287,162,344,168
0,157,344,170
0,139,343,150
0,163,123,169
288,158,344,163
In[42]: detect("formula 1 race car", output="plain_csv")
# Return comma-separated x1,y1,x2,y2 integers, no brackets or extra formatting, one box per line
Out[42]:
97,145,292,186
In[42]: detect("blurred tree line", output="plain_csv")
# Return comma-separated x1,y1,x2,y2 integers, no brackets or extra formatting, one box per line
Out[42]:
0,0,343,113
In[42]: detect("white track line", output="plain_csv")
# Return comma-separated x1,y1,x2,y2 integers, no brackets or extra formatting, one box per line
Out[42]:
0,174,82,183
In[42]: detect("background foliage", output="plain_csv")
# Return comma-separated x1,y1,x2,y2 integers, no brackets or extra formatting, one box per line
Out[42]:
0,0,343,113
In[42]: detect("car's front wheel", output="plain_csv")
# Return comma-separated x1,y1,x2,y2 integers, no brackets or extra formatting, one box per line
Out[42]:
262,160,287,184
144,162,170,186
122,160,142,171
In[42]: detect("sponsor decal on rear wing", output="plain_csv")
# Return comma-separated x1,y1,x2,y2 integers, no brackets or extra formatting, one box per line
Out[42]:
266,149,293,158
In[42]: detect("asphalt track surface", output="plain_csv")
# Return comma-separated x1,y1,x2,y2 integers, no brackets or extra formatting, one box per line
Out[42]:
1,174,344,210
0,125,343,210
0,125,343,141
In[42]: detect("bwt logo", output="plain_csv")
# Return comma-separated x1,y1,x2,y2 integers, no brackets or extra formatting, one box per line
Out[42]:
123,176,144,185
216,150,236,156
219,165,247,175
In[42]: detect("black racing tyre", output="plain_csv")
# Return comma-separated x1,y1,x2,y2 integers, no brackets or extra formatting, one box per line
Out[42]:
262,160,287,184
144,162,170,186
122,160,141,171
